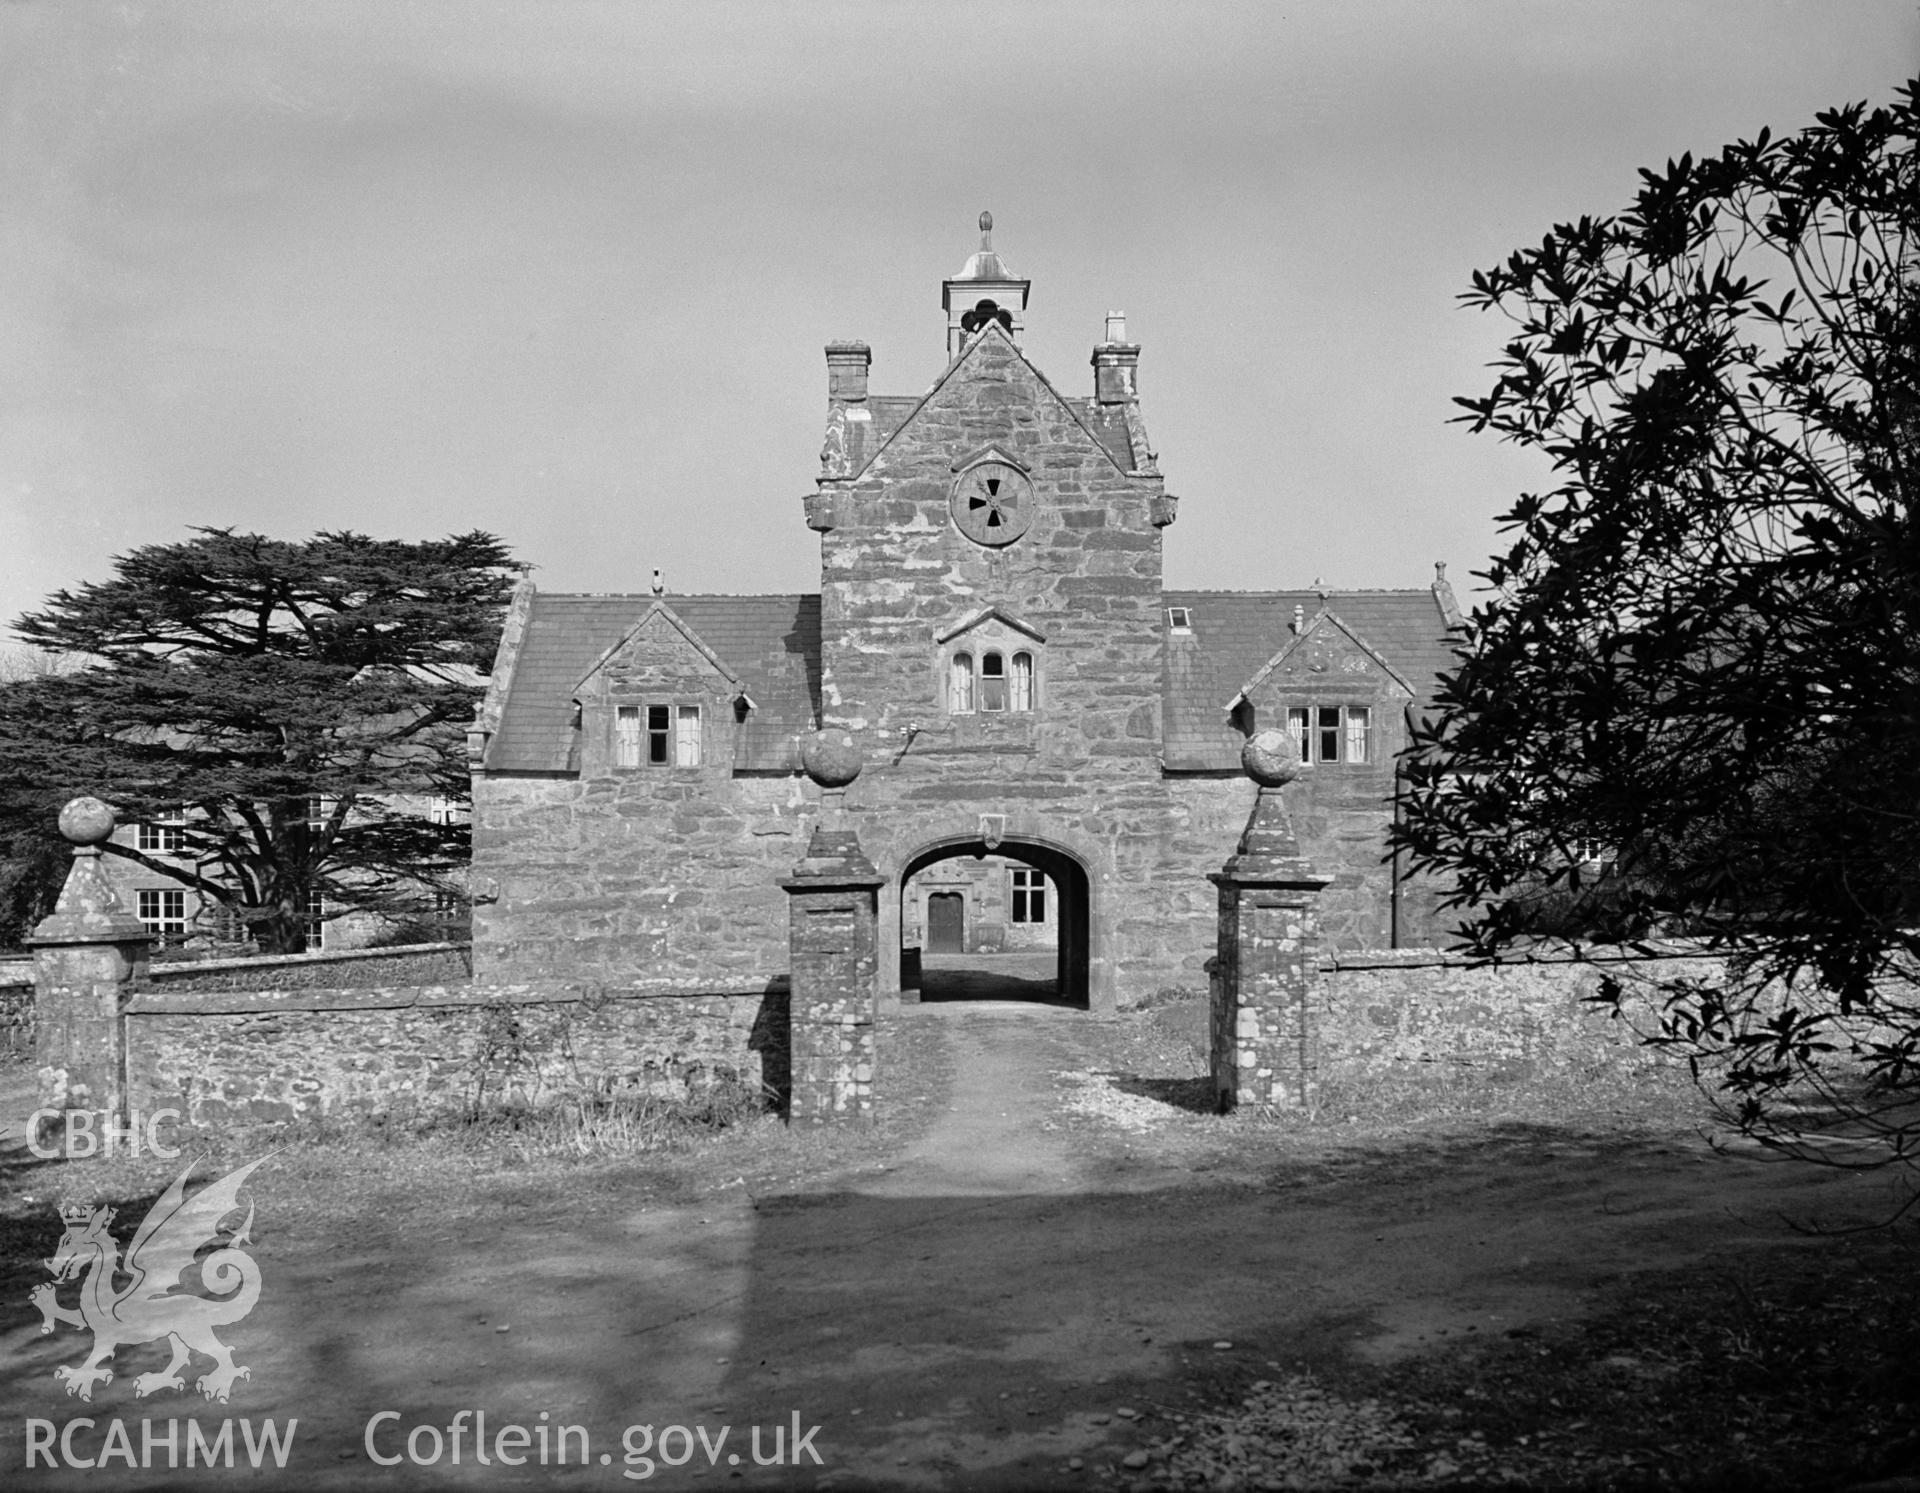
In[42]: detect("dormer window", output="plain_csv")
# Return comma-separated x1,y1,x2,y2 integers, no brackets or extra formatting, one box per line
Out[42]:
616,703,702,767
1167,607,1192,634
1286,704,1372,764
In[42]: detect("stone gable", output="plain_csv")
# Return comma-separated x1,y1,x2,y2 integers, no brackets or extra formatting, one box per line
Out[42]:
572,604,743,779
577,604,737,698
815,326,1168,761
1236,611,1416,724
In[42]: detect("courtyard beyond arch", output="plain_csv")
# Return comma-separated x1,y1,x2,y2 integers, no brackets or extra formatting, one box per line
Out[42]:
893,834,1095,1011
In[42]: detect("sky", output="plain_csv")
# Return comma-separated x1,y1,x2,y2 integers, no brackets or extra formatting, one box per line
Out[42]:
2,2,1917,634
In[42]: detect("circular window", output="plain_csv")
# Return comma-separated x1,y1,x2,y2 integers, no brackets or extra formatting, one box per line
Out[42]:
950,462,1033,547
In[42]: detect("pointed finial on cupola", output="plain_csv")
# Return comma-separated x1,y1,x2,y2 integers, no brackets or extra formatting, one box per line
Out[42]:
945,210,1029,358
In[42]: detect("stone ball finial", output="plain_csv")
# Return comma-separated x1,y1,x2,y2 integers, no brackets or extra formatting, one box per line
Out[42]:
58,796,117,846
800,729,863,788
1241,729,1303,788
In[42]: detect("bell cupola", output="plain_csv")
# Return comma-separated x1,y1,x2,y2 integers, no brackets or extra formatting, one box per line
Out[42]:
942,211,1031,359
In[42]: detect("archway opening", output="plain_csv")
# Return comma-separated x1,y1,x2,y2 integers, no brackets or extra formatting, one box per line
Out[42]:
898,839,1091,1009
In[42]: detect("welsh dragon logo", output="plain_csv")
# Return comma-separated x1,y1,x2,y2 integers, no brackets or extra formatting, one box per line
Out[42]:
30,1155,269,1403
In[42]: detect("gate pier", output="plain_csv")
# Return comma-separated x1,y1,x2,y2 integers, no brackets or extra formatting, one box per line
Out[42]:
780,731,883,1124
1210,732,1332,1109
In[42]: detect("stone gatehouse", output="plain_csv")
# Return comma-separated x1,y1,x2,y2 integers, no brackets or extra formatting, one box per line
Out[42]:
467,220,1462,1014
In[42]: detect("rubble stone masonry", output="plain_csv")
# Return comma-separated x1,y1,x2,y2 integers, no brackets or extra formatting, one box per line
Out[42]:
469,259,1460,1038
124,981,787,1125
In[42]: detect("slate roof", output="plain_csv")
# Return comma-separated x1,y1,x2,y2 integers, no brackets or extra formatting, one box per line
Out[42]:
866,396,919,453
485,592,821,773
1073,401,1140,470
484,586,1459,777
1161,589,1464,771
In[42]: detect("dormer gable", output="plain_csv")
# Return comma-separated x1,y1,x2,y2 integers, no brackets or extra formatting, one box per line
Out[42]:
1224,610,1416,772
1226,609,1417,713
573,602,744,701
572,602,750,777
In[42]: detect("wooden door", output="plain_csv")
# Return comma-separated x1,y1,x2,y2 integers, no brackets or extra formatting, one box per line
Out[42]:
927,892,965,953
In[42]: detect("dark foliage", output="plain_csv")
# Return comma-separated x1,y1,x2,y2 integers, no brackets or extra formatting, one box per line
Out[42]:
0,528,518,953
1395,80,1920,1168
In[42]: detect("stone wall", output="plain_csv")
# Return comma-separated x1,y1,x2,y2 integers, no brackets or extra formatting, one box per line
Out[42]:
124,979,788,1126
144,942,473,992
473,774,816,986
1168,775,1449,970
1315,948,1716,1082
5,944,474,1064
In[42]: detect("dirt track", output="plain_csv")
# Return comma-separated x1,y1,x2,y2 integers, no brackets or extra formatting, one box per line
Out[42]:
2,998,1904,1489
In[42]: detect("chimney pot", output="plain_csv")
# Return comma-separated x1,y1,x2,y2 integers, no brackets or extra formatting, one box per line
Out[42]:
1091,311,1140,405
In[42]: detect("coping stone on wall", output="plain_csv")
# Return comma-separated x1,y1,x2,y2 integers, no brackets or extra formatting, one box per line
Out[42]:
126,976,790,1017
141,940,472,979
1319,941,1727,973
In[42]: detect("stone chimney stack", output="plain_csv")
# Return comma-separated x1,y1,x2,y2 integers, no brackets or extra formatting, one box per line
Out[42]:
1092,310,1141,405
825,342,871,403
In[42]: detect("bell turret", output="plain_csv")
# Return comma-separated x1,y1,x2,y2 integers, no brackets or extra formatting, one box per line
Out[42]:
941,211,1031,359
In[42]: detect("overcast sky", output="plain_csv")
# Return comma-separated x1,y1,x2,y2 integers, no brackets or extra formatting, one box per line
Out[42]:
2,2,1916,633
